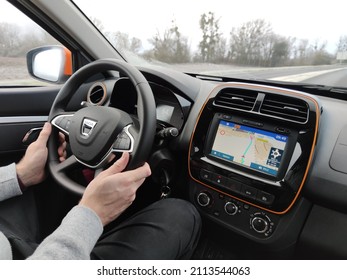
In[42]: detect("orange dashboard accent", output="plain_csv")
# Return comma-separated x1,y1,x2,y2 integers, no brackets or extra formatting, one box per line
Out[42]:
188,82,321,215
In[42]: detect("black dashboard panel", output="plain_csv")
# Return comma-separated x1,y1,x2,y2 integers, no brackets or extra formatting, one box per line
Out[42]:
108,77,187,131
188,82,321,240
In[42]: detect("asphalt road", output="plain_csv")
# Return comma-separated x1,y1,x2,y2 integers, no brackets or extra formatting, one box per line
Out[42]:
300,67,347,88
172,63,347,88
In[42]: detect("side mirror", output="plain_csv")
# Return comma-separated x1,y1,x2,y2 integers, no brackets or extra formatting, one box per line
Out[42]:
27,46,72,84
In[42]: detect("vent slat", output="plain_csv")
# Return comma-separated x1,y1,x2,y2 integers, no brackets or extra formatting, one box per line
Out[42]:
260,95,308,123
214,89,257,111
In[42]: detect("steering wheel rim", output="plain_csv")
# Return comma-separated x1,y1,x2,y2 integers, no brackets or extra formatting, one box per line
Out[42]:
48,59,156,195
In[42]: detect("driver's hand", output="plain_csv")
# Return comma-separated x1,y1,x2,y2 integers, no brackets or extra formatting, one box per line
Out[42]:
16,122,52,189
79,152,151,226
57,132,67,162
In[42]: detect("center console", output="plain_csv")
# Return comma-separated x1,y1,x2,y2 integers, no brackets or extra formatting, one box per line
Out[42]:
188,82,320,242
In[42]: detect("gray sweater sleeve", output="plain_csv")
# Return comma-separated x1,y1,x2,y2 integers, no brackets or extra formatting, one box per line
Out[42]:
27,205,103,260
0,163,103,260
0,163,22,202
0,231,12,260
0,163,21,259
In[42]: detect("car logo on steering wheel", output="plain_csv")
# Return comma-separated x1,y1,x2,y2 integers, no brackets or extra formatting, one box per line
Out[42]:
81,118,97,138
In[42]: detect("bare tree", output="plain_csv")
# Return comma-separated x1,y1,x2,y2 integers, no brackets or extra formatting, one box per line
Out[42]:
147,20,191,63
0,22,59,57
229,19,273,66
0,22,21,56
105,31,143,54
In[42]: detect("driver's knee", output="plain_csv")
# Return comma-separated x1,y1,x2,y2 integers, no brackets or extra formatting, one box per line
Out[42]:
92,198,201,260
143,198,202,258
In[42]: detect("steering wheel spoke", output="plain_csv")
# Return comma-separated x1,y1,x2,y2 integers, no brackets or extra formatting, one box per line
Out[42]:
51,113,75,135
112,124,134,153
52,155,79,174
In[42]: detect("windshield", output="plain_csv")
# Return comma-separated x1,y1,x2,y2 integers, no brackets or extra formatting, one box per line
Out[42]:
73,0,347,88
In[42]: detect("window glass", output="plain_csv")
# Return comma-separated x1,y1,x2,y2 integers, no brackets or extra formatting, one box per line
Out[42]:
0,1,62,86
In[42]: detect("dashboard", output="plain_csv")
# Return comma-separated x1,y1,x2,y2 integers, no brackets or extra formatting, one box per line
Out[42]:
75,66,347,258
83,77,189,133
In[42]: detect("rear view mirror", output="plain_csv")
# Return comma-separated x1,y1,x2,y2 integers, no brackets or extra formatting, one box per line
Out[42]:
27,46,72,84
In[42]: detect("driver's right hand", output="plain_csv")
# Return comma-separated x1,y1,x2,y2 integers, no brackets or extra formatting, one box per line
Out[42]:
78,152,151,226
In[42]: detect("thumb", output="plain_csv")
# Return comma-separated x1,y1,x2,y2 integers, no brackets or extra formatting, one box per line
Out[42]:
101,152,129,177
36,122,52,145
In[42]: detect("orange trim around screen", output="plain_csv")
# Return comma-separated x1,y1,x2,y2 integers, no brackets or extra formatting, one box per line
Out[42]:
188,82,321,215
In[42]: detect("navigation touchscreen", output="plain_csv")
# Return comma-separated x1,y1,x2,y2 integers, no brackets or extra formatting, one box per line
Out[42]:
210,120,288,176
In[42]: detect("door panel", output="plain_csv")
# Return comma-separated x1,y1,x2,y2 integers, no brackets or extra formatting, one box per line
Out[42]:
0,87,60,165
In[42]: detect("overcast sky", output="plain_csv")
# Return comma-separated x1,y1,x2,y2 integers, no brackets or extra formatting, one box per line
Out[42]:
74,0,347,53
2,0,346,53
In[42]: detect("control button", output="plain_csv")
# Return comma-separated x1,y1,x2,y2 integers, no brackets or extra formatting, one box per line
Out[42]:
66,120,71,131
200,169,213,181
60,118,68,130
197,192,212,207
61,117,72,132
241,185,257,199
212,174,227,186
113,132,131,150
256,191,275,205
224,202,238,215
243,120,263,127
222,114,232,120
276,127,290,134
243,204,250,210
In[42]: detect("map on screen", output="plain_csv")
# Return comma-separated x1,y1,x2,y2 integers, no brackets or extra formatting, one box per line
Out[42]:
210,120,288,176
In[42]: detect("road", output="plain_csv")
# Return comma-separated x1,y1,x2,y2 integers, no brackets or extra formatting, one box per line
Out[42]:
1,56,347,88
296,67,347,87
172,63,347,88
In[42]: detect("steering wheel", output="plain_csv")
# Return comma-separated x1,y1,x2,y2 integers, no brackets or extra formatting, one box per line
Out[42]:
47,59,156,195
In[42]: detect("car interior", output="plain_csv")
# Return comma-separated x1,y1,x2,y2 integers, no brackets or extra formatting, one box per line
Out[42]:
1,0,347,260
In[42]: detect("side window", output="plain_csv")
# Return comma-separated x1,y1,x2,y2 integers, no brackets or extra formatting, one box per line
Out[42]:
0,1,63,86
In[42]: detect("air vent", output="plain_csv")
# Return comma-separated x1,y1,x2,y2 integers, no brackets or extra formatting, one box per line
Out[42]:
214,88,258,111
260,94,309,123
87,82,107,105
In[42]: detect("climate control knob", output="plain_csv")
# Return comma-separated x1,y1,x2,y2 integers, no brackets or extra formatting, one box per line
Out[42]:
251,213,274,236
197,192,211,207
251,217,269,233
224,202,238,215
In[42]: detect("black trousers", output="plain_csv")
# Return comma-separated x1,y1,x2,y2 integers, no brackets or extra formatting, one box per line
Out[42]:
0,190,201,260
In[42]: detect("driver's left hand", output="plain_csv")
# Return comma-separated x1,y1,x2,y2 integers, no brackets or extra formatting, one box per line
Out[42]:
16,123,68,189
16,122,52,189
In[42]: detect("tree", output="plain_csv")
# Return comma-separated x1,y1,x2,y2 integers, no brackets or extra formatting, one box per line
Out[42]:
147,20,191,63
198,12,223,63
0,22,59,57
229,19,273,66
0,22,21,56
311,40,332,65
105,31,143,54
269,36,293,67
